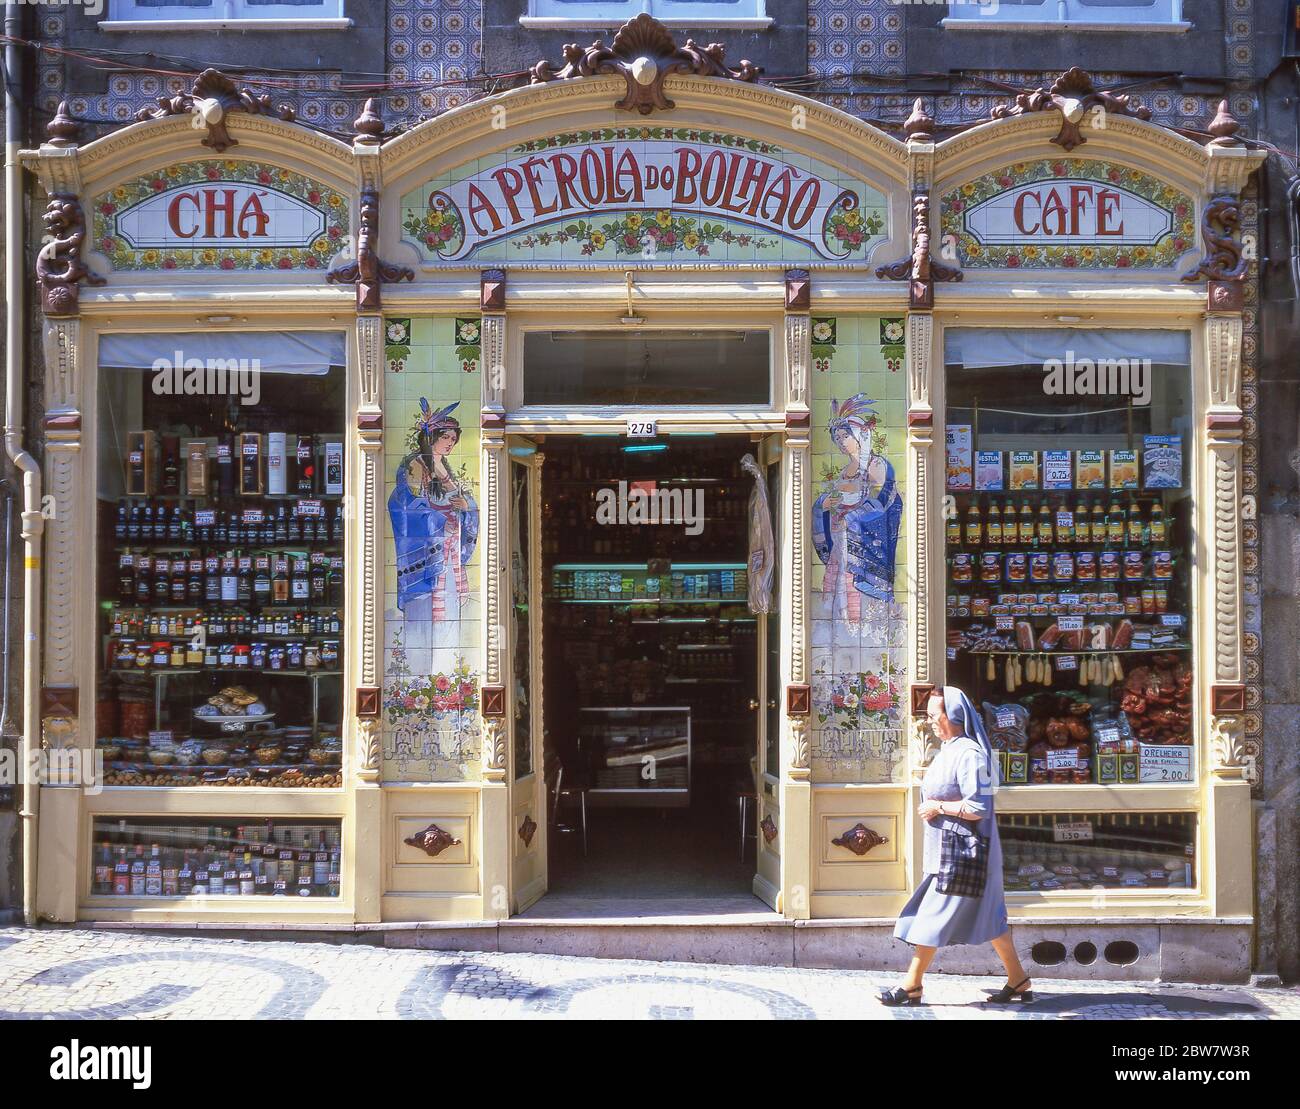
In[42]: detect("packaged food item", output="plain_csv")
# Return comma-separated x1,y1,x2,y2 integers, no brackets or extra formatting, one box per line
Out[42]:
946,424,973,491
1151,550,1173,580
1109,449,1139,490
980,552,1002,583
1075,551,1097,581
1029,552,1050,582
1003,751,1029,784
950,553,974,583
1143,435,1183,489
983,701,1030,751
975,451,1004,491
1009,451,1039,490
1123,550,1145,580
1005,553,1028,583
1098,551,1120,581
1052,551,1075,582
1042,450,1073,490
1075,449,1105,489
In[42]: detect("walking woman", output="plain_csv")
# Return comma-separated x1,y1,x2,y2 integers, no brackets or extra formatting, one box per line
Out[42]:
879,686,1033,1006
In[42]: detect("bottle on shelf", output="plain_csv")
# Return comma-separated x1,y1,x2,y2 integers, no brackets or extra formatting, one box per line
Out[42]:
1127,500,1145,545
1036,502,1052,546
965,501,982,546
987,501,1002,545
1149,502,1167,544
1075,497,1090,544
1106,498,1125,545
1018,501,1034,545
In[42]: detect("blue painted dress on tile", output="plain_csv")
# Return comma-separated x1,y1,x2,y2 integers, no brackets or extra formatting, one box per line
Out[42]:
894,734,1007,947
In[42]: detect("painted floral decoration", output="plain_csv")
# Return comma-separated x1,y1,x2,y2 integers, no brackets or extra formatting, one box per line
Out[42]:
92,159,349,272
385,316,411,374
455,317,481,373
823,204,884,259
817,666,902,731
514,210,778,258
811,316,837,373
402,198,465,258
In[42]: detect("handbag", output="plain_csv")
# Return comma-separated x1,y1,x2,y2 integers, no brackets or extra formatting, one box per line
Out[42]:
935,816,989,898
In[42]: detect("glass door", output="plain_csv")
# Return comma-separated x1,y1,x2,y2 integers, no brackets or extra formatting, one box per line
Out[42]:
509,442,546,911
753,434,783,908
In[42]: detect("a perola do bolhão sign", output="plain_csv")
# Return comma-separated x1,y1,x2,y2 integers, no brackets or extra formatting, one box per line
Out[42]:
400,129,889,265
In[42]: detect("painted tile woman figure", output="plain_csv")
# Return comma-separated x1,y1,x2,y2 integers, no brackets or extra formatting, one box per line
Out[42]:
813,393,903,631
388,399,479,622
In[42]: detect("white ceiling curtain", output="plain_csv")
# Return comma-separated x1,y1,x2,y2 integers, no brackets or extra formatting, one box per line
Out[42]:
944,328,1191,370
98,331,346,374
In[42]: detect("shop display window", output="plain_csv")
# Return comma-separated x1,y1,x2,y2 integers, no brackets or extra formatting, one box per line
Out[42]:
1000,811,1197,892
90,817,342,898
943,329,1194,786
95,332,346,787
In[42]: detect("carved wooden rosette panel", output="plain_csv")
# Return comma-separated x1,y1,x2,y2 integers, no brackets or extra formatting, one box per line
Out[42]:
785,433,810,777
832,822,888,856
355,316,384,780
42,319,81,697
404,823,461,857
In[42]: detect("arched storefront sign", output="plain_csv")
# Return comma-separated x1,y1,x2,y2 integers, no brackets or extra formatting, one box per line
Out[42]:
399,127,889,266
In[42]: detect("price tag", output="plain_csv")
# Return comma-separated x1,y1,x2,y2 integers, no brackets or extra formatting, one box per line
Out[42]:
995,615,1014,631
1055,511,1074,531
1055,655,1078,671
195,509,215,526
1139,743,1193,783
1053,819,1094,842
1047,749,1080,771
1059,615,1083,631
147,730,174,748
296,500,324,517
946,646,958,661
995,708,1019,729
1160,614,1184,626
626,418,658,438
242,442,258,456
128,451,142,464
1097,726,1120,747
1059,594,1080,606
242,508,264,525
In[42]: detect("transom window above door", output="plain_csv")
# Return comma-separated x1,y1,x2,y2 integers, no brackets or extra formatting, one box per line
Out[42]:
525,0,771,26
946,0,1185,26
109,0,345,23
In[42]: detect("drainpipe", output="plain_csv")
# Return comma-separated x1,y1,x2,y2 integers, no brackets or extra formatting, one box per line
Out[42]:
5,0,45,927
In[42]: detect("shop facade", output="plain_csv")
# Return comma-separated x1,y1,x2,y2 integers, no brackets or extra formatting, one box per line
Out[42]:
21,42,1264,978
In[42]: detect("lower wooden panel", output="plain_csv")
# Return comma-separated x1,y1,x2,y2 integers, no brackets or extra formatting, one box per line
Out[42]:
812,786,908,898
382,788,480,903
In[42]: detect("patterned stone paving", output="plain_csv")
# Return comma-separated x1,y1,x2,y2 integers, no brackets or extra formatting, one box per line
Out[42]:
0,928,1295,1020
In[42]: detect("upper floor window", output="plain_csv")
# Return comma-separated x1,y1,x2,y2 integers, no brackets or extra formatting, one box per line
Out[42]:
947,0,1183,25
109,0,343,21
527,1,768,23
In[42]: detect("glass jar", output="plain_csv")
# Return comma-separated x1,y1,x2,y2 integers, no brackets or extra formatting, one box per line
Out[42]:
304,642,321,670
268,646,286,672
151,641,170,667
320,640,339,668
250,641,268,669
233,645,250,669
287,641,305,669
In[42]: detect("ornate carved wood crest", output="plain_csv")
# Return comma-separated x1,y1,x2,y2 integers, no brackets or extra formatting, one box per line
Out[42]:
1182,196,1246,312
760,815,778,845
832,822,888,857
326,188,414,310
134,68,296,152
36,194,105,317
529,13,759,116
989,67,1152,152
875,193,962,308
404,823,462,858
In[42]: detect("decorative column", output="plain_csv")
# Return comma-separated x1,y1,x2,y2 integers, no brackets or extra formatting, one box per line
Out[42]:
354,314,384,783
477,275,510,917
1187,109,1264,919
781,271,812,919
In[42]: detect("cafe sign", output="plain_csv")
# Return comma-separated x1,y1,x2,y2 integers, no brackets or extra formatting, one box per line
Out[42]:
940,159,1195,270
401,127,888,265
93,159,350,272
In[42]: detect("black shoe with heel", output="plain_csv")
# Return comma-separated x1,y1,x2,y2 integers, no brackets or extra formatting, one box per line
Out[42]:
878,985,924,1007
987,977,1034,1004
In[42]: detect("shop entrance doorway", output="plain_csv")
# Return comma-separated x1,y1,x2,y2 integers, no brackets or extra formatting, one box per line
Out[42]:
508,433,782,914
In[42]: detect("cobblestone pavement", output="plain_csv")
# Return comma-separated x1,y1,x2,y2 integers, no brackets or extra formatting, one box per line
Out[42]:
0,927,1296,1020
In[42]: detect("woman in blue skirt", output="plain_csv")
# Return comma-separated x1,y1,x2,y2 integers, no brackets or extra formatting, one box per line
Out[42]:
879,686,1033,1006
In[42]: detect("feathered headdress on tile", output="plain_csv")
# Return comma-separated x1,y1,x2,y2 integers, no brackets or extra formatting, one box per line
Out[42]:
416,398,461,436
828,392,879,438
